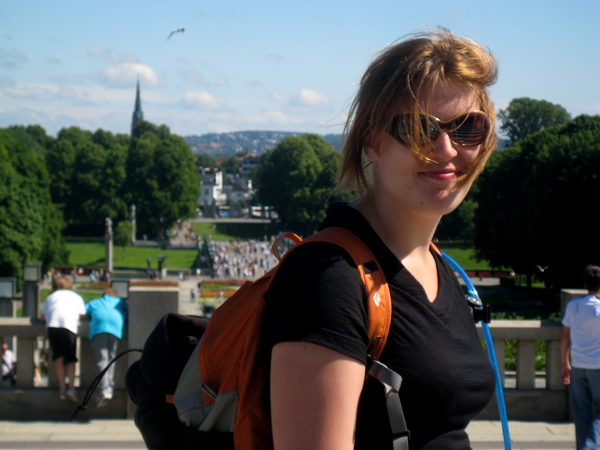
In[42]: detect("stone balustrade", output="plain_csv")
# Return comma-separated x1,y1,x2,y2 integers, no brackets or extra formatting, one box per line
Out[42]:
0,287,582,422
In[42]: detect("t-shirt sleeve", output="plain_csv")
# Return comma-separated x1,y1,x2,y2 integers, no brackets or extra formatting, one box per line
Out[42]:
562,302,573,327
265,242,370,365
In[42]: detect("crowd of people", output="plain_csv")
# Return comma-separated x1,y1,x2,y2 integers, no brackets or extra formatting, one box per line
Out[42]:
208,239,278,280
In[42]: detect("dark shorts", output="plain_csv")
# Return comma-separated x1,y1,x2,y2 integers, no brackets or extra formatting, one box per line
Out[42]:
47,328,78,363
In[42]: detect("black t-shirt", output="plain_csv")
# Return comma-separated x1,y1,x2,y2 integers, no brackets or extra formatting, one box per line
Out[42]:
265,205,495,449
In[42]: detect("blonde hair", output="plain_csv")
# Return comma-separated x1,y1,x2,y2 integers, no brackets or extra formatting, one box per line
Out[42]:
337,28,498,195
52,276,73,292
103,287,119,297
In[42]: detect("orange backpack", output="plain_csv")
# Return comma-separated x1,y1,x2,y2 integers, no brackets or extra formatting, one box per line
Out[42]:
172,226,402,449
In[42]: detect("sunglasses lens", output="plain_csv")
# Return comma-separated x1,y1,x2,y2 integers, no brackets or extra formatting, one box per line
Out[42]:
391,112,489,146
449,113,489,145
393,115,438,145
393,117,413,146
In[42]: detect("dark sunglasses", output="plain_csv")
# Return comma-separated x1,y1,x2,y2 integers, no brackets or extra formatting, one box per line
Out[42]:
389,110,490,147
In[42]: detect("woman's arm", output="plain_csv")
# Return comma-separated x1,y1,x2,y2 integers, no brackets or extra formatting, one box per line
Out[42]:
271,341,365,450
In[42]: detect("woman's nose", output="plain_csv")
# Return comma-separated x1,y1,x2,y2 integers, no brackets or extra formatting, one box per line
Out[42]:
430,132,458,162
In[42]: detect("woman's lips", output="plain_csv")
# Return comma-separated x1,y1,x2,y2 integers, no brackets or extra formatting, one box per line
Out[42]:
420,169,460,181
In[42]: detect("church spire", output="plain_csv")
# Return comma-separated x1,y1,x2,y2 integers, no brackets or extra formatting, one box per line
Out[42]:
131,78,144,134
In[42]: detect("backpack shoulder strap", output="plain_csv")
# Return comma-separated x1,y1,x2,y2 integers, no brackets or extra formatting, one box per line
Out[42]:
299,226,392,361
299,227,408,449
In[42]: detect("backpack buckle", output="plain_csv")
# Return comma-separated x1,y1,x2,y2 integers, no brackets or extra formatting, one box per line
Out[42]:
466,295,491,324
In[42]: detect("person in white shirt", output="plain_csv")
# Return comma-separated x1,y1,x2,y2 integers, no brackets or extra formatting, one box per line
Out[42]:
42,276,86,403
1,343,16,387
561,264,600,450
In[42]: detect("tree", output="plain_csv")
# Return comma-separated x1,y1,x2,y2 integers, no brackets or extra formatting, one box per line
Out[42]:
46,127,129,235
474,115,600,289
0,128,68,282
436,195,477,242
195,153,218,170
114,221,132,259
220,154,240,176
127,121,200,239
255,134,341,235
498,97,571,144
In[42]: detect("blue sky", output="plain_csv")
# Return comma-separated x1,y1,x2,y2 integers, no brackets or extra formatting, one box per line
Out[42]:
1,0,598,138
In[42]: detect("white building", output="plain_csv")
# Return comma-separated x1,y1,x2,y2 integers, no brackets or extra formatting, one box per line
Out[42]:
198,168,254,217
198,168,226,208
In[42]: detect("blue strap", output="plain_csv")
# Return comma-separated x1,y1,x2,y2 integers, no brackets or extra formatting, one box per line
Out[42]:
441,252,512,450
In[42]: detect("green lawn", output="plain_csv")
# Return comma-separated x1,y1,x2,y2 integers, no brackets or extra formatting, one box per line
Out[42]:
440,248,492,271
65,221,507,271
66,242,198,270
67,234,496,272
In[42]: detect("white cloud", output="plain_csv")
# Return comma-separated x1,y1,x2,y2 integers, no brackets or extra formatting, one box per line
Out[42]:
295,88,329,107
182,91,221,109
246,111,290,125
271,91,288,102
102,63,158,87
272,88,330,109
2,83,78,102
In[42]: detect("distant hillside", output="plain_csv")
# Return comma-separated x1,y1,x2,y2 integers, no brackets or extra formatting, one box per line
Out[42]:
184,130,343,155
183,130,507,156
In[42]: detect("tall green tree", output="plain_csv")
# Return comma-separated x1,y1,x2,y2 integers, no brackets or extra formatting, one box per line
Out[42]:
0,128,67,281
127,121,200,239
436,195,477,242
498,97,571,144
255,134,340,235
474,115,600,289
114,220,132,259
46,127,129,235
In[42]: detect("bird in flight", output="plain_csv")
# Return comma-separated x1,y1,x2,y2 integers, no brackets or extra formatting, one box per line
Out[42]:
167,27,185,40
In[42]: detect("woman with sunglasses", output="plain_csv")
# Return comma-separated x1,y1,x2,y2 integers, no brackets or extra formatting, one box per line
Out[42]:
267,28,498,449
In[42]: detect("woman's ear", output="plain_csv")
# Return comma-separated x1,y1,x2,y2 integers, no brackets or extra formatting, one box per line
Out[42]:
363,131,379,162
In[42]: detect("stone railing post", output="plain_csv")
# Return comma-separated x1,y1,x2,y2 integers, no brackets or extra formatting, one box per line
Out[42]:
516,339,536,389
15,336,35,388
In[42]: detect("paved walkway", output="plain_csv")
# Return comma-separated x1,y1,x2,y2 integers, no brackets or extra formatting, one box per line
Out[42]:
0,419,575,449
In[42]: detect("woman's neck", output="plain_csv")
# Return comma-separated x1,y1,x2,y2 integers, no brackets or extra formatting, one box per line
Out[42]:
352,194,440,260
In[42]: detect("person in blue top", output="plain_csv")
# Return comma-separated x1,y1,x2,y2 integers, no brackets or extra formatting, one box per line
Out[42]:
85,287,128,408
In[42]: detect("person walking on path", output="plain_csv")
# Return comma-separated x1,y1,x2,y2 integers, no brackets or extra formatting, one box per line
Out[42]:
1,342,17,387
85,287,128,408
42,276,86,403
561,264,600,450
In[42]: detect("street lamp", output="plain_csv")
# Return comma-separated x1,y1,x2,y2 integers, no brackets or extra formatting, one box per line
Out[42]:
0,278,15,298
22,263,41,318
0,277,15,317
23,264,41,282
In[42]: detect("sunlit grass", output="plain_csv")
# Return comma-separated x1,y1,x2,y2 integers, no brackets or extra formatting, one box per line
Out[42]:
66,242,198,270
67,222,498,272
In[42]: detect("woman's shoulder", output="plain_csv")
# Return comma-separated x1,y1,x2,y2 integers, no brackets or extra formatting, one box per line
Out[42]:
274,239,361,286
